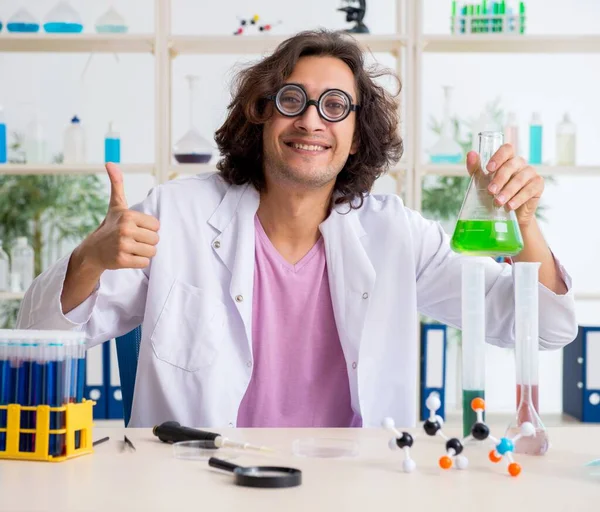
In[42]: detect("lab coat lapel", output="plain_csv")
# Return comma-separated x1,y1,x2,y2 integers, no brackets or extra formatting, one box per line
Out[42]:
208,183,259,354
320,201,376,364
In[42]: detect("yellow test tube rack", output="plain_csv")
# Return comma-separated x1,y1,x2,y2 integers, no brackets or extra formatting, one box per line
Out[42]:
0,399,95,462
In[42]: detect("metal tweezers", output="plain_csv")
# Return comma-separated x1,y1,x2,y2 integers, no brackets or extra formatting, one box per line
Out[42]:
120,434,136,453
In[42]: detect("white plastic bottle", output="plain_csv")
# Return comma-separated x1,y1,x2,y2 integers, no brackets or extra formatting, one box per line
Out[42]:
504,111,519,155
556,113,576,166
63,115,86,164
10,237,34,292
0,240,9,291
25,113,48,164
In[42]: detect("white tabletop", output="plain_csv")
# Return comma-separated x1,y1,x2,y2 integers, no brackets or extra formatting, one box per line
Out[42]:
0,423,598,512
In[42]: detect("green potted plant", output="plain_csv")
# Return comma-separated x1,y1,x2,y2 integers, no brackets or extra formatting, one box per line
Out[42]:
0,132,108,328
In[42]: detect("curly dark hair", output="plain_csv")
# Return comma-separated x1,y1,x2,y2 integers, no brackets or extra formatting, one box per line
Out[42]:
214,29,403,208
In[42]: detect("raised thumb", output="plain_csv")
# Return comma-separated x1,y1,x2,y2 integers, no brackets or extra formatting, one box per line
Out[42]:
106,163,128,210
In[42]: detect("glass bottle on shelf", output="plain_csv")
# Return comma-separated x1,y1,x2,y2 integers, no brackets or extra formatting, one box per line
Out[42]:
556,113,576,166
10,237,34,292
173,75,213,164
7,8,40,33
0,241,9,292
43,1,83,33
95,5,128,33
427,85,463,164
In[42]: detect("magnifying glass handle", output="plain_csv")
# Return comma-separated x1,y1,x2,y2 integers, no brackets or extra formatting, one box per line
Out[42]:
209,457,241,473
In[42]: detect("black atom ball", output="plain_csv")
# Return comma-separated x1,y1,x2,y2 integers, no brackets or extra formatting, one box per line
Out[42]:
445,438,463,455
395,432,414,449
471,422,490,441
423,419,441,436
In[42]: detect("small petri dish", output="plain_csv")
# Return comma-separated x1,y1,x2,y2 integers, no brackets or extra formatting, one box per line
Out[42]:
292,438,359,458
172,440,240,461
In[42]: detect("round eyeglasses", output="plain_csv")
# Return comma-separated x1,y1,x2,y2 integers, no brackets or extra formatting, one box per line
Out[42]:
268,83,359,123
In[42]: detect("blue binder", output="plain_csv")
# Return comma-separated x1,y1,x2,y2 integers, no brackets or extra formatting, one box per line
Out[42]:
420,323,447,421
84,343,107,419
83,340,124,420
107,339,123,419
563,326,600,422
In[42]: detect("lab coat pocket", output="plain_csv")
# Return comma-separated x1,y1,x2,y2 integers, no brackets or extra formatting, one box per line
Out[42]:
150,279,226,372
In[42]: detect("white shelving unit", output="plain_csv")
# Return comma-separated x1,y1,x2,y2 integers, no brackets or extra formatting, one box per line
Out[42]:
0,163,154,176
0,33,154,53
1,0,599,303
0,292,25,301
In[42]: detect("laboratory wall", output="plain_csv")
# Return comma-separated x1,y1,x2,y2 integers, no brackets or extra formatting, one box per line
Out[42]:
0,0,598,415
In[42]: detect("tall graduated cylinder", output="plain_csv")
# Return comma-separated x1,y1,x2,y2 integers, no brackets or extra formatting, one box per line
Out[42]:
461,259,486,436
509,262,549,455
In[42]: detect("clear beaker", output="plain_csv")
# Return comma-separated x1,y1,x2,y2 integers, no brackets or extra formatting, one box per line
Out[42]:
95,5,128,33
461,259,486,437
507,262,549,455
428,86,463,164
450,131,524,257
7,8,40,32
173,75,213,164
43,1,83,33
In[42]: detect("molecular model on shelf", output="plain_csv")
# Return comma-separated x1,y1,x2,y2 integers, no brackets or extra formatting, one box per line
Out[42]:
422,392,535,477
233,15,281,35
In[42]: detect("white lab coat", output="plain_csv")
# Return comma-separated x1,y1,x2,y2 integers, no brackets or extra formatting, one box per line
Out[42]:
16,173,577,428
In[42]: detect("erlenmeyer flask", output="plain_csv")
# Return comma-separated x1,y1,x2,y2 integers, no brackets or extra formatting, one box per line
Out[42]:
428,86,463,164
95,5,128,33
507,262,549,455
43,1,83,33
7,8,40,32
450,131,524,257
173,75,213,164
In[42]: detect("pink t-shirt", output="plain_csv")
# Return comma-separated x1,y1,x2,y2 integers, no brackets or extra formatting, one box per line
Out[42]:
236,216,362,427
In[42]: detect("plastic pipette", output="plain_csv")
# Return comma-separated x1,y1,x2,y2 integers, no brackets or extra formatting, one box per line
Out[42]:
153,421,275,453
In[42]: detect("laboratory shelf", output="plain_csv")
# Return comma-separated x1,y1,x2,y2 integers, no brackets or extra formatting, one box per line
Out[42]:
0,164,155,176
170,34,408,56
421,164,600,177
421,34,600,54
0,292,25,301
168,164,218,176
0,33,154,54
576,292,600,301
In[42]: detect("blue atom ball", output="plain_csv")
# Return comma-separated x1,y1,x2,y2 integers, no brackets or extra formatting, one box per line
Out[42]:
496,438,514,455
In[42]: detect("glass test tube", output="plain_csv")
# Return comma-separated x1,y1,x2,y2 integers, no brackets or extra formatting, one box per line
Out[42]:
461,259,486,437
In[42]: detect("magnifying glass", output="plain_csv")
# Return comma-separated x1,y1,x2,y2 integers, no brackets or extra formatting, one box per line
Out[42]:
208,457,302,488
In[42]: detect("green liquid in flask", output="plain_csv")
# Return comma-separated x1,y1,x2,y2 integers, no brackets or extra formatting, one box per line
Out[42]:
462,389,485,437
451,219,523,257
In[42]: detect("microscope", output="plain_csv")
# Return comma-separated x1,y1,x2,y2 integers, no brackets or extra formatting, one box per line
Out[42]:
337,0,369,34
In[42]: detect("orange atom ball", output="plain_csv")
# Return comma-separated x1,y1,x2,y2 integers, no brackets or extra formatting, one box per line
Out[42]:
439,456,453,469
489,450,502,463
508,462,522,477
471,397,485,411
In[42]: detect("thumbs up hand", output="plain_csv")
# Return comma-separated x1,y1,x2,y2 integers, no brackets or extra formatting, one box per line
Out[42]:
81,163,160,272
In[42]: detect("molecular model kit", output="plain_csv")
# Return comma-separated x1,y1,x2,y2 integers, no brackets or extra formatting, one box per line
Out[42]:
382,392,536,477
232,15,281,35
